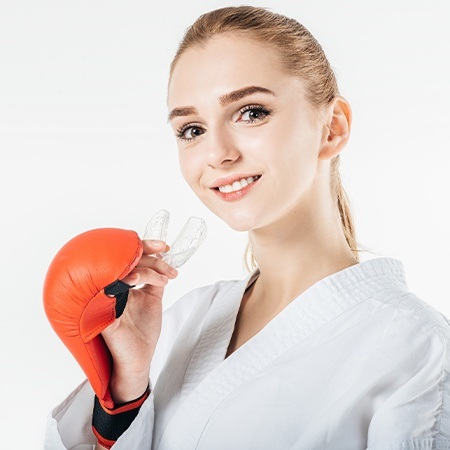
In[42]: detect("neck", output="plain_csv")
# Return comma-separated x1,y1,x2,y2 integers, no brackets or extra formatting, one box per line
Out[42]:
247,180,359,314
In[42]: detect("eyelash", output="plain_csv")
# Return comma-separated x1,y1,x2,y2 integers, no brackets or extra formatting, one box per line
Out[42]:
175,104,272,142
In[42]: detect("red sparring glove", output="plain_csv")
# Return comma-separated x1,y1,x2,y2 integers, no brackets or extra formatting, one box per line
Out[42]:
43,228,150,448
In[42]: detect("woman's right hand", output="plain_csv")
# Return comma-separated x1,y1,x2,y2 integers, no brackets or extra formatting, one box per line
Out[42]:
100,239,178,404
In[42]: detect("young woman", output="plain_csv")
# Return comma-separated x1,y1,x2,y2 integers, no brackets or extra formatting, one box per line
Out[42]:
45,6,450,449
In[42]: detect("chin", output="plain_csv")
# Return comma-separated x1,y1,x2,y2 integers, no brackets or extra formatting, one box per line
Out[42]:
218,211,259,232
226,222,252,232
200,197,261,231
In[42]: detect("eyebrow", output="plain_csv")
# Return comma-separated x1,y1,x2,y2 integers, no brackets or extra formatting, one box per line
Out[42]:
167,85,275,122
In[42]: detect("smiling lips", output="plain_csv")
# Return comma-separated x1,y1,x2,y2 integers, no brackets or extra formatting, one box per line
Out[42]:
212,175,261,201
218,175,260,193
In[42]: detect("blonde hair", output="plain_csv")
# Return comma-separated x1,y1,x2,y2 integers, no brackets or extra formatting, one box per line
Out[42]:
169,5,368,271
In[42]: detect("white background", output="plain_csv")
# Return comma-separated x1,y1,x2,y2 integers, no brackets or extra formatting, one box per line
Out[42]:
1,0,449,448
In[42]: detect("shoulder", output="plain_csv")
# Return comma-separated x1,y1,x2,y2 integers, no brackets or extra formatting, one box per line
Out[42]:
365,289,450,374
349,257,450,346
370,290,450,346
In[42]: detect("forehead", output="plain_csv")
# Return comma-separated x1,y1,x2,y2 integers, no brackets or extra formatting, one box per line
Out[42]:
167,34,296,108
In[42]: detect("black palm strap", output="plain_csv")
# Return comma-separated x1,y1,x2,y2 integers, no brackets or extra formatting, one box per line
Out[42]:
92,384,150,448
104,279,133,318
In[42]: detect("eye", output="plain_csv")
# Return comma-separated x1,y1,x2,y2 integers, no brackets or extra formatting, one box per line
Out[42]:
175,124,205,142
239,105,272,122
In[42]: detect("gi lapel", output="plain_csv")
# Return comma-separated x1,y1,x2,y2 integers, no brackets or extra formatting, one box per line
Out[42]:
152,270,257,449
155,258,406,450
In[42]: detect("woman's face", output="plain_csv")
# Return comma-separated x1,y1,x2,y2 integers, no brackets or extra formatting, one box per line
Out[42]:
167,34,326,232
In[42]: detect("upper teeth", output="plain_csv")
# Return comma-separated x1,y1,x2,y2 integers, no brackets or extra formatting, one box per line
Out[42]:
218,176,259,193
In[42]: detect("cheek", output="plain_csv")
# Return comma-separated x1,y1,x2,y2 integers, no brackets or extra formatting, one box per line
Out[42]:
267,119,318,189
178,151,201,190
178,152,190,181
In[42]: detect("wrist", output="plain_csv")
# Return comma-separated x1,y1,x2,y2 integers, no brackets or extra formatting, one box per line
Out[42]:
110,369,150,404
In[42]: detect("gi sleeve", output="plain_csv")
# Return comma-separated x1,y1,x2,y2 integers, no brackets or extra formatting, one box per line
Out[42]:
366,310,450,450
44,378,155,450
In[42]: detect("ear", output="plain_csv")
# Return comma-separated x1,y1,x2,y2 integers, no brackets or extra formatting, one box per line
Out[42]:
318,96,352,161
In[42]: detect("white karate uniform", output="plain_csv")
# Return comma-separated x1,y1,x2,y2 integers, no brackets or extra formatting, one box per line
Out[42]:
44,257,450,450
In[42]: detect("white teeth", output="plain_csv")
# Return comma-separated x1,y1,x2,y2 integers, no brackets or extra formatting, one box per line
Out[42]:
218,176,259,193
232,181,241,191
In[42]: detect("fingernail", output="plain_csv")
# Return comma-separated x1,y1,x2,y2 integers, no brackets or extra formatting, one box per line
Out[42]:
150,240,165,248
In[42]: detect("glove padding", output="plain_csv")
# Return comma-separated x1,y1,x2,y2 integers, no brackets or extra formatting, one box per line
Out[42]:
43,228,143,409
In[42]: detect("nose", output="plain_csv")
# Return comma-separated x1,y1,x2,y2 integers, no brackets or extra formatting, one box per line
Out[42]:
205,125,241,168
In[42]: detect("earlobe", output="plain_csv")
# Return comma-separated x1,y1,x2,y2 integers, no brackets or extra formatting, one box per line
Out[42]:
318,96,352,161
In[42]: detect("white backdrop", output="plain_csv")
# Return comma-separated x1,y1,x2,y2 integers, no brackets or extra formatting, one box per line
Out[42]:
1,0,449,448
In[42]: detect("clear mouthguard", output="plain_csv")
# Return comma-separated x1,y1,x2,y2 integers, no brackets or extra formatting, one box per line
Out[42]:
143,210,207,269
143,209,170,242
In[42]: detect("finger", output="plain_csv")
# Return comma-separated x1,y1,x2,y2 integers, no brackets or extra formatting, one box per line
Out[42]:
142,240,170,255
154,249,171,259
122,257,178,287
135,255,178,277
122,267,169,287
120,271,140,286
